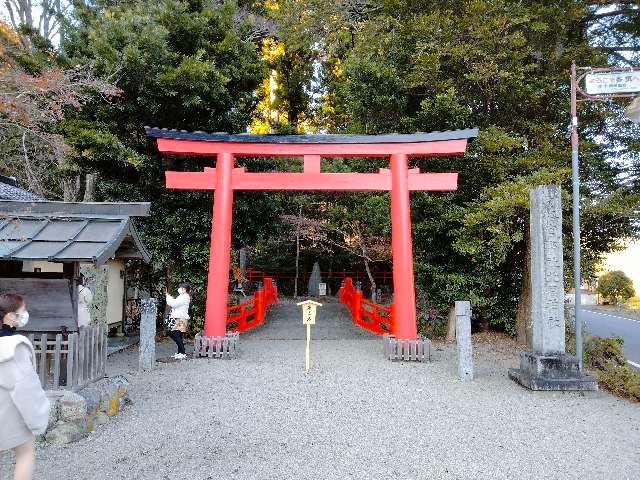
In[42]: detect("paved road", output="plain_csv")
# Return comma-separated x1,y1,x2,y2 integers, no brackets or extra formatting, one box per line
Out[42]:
582,308,640,368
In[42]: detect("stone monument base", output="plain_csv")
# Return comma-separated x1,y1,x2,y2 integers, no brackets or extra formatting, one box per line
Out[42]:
383,334,431,362
193,332,239,359
509,352,598,391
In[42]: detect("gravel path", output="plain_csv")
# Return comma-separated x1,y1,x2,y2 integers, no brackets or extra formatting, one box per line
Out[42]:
20,303,640,479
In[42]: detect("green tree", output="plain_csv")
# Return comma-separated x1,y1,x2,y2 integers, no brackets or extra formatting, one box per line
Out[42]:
59,0,271,325
5,0,638,340
0,21,130,200
598,270,635,304
269,0,639,340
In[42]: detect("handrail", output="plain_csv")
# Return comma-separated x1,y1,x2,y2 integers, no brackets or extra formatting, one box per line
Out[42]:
339,277,394,335
245,268,394,282
227,277,278,333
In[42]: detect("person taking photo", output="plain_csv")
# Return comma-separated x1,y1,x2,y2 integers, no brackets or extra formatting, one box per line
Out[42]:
165,283,192,359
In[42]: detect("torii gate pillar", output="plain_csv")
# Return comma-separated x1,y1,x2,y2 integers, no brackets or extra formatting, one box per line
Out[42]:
206,152,234,337
390,153,417,339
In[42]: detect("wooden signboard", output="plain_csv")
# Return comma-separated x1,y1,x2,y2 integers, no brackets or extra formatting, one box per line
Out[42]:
297,300,322,372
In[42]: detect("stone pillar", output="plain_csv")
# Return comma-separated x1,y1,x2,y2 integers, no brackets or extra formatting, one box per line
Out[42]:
139,298,157,372
239,247,247,277
455,301,473,380
530,185,565,353
509,185,597,391
308,261,322,297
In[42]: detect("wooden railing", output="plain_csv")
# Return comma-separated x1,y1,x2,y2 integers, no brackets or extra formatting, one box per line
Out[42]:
27,324,107,390
246,268,393,283
339,277,394,335
227,277,278,333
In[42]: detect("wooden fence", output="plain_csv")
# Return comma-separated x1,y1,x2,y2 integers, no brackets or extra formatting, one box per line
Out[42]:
339,277,394,335
384,334,431,362
226,277,278,333
27,324,108,390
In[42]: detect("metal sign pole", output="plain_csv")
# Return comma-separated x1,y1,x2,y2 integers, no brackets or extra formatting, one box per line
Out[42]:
569,64,640,370
570,61,583,371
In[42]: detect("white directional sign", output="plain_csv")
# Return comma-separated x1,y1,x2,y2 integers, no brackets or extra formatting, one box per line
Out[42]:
585,71,640,95
300,300,321,325
297,300,322,372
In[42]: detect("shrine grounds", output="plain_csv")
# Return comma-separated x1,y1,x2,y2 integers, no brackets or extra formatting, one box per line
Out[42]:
17,304,640,480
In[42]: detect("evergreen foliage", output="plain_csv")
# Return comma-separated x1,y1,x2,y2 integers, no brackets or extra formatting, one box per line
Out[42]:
1,0,638,335
598,270,636,304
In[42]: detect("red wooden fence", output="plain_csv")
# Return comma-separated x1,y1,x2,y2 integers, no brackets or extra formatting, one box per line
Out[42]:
226,277,278,333
245,269,393,283
339,278,394,335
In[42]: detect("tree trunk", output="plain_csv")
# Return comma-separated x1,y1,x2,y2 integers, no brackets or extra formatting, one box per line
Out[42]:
516,219,532,347
363,256,376,302
294,205,301,297
62,174,80,201
445,306,456,342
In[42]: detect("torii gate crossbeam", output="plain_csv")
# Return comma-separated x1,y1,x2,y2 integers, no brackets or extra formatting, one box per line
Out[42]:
147,127,478,341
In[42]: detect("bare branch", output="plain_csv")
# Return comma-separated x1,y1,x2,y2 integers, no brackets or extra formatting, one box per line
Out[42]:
5,1,20,30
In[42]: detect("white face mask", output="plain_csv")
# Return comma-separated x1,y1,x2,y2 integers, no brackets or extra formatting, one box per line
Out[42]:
14,310,29,328
178,288,185,295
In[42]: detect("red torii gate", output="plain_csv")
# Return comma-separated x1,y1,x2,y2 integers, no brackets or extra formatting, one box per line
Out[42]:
146,127,478,340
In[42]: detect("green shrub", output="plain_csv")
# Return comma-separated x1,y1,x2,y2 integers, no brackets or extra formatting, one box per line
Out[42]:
565,314,639,402
189,315,205,335
418,313,447,339
598,364,640,402
598,270,635,305
415,290,447,338
583,336,626,370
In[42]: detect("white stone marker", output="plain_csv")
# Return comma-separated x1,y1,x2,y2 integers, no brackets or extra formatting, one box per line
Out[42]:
455,300,473,380
529,184,565,354
139,298,157,372
509,185,597,391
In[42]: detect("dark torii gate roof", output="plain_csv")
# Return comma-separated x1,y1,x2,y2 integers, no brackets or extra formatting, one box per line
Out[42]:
145,127,479,157
145,127,479,144
147,127,479,192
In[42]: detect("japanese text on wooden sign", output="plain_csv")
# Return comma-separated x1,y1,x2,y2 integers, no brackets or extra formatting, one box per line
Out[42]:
303,304,316,325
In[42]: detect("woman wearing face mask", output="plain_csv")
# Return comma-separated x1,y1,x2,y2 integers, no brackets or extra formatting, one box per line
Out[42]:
0,293,50,480
165,283,191,360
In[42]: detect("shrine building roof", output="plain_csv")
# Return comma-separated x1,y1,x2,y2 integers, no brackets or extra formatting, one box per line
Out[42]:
0,201,151,264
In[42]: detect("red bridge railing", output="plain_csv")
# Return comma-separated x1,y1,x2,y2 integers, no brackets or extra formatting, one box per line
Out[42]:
227,277,278,333
339,278,394,335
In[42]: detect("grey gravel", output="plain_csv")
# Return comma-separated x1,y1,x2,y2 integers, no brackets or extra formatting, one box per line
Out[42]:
9,303,640,479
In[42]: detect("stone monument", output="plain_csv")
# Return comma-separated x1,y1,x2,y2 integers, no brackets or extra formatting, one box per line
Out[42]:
509,185,597,391
139,298,157,372
455,301,473,381
307,261,322,297
239,247,247,275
